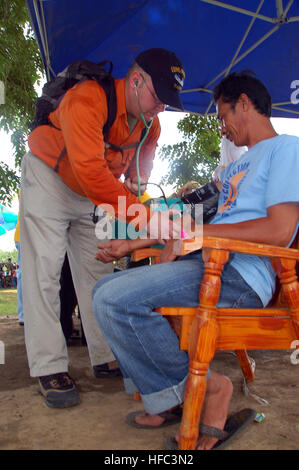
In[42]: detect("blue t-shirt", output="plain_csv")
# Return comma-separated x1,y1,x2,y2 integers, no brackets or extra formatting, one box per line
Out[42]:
211,134,299,306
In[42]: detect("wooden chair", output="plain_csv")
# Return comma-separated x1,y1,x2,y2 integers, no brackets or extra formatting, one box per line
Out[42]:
131,233,299,450
132,246,255,383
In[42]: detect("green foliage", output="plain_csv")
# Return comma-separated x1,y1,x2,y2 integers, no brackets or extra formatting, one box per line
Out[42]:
0,248,18,264
0,162,20,204
159,114,221,191
0,0,44,205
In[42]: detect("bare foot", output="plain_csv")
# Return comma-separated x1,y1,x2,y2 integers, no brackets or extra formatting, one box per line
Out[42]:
134,411,165,427
133,405,182,427
173,370,233,450
196,370,233,449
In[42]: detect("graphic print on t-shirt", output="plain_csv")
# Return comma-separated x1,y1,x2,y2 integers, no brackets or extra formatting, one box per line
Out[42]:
218,162,249,215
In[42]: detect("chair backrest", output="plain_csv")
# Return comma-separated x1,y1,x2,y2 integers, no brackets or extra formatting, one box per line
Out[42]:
270,227,299,308
291,227,299,249
293,228,299,273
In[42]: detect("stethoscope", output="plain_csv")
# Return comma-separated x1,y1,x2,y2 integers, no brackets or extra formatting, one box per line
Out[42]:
134,80,153,200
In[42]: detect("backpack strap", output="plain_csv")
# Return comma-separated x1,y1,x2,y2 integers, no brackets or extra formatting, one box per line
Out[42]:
54,129,147,174
91,127,149,224
105,132,145,167
53,147,67,173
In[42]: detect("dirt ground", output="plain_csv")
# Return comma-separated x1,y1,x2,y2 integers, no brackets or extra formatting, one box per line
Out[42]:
0,315,298,451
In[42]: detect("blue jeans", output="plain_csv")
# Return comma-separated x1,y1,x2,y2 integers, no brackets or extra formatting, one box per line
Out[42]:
92,251,262,415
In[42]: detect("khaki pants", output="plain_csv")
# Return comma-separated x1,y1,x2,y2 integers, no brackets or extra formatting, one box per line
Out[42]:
20,152,114,377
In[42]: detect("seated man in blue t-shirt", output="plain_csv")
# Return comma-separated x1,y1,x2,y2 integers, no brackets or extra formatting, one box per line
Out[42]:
92,72,299,450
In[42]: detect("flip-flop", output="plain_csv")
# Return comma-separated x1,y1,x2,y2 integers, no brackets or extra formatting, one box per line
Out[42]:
126,406,183,429
164,408,256,450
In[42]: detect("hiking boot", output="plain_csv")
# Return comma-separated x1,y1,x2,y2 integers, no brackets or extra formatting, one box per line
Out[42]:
38,372,80,408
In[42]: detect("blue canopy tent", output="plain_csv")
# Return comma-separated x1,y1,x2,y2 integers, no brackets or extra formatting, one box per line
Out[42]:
26,0,299,118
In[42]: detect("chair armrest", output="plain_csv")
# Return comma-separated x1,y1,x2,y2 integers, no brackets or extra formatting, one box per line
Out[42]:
181,236,299,261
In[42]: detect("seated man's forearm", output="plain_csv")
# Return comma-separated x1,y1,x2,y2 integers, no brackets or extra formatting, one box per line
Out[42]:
128,237,159,251
203,202,299,247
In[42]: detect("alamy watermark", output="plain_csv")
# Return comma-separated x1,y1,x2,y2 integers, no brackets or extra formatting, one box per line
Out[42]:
290,80,299,104
94,197,203,242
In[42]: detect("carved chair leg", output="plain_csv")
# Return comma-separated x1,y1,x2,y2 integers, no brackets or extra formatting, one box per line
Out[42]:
179,248,229,450
235,350,255,382
179,362,208,450
274,258,299,341
179,314,219,450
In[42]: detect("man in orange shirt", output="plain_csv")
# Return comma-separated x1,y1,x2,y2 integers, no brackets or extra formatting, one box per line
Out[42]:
20,48,185,408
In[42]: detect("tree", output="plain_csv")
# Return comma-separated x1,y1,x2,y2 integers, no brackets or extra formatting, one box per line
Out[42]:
0,248,17,264
0,0,44,205
159,114,221,191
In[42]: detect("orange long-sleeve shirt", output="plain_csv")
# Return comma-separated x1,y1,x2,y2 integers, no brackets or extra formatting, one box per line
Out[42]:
28,78,161,222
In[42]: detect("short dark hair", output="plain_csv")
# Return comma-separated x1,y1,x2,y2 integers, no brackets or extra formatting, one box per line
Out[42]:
213,71,272,117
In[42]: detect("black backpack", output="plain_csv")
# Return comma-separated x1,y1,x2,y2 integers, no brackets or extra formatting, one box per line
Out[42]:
31,60,116,135
31,59,146,172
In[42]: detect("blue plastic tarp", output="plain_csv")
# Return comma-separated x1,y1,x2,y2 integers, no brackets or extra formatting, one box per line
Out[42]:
26,0,299,117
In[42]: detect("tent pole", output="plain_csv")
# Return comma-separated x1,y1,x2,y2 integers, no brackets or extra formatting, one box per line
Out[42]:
224,0,264,78
201,0,276,23
204,0,265,114
272,106,299,115
33,0,49,80
33,0,55,81
204,22,280,91
282,0,294,18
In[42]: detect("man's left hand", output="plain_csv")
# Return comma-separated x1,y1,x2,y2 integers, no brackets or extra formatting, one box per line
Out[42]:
124,177,147,196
